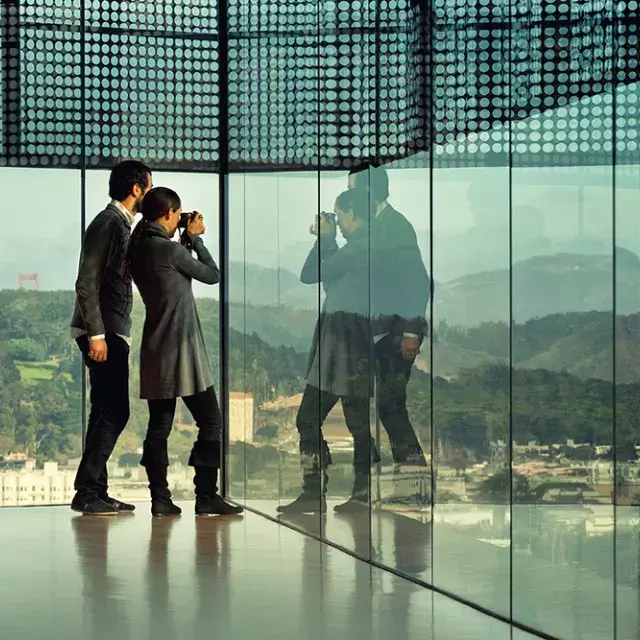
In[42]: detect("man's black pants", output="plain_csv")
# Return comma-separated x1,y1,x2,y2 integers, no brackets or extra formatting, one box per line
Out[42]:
374,335,425,465
74,333,130,501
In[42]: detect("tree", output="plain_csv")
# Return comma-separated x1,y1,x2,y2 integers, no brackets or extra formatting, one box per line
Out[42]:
119,453,141,467
477,466,535,504
255,425,278,441
7,338,46,362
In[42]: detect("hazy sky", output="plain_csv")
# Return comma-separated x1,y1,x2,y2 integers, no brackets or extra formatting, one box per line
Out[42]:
0,81,638,291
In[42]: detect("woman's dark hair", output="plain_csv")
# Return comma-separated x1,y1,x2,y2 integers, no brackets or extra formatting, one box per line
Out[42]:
140,186,181,222
124,187,182,281
109,160,152,201
335,188,372,224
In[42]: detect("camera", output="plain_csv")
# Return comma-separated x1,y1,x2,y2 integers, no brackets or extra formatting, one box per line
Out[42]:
321,211,337,223
178,211,199,229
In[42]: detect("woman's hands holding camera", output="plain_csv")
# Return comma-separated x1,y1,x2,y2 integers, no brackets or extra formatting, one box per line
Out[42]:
310,212,336,238
187,211,206,237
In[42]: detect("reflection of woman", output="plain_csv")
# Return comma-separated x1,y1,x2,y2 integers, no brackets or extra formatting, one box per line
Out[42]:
126,187,242,518
278,188,379,515
146,518,178,640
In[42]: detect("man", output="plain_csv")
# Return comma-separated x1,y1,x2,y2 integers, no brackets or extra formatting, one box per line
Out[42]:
348,161,430,501
70,160,152,515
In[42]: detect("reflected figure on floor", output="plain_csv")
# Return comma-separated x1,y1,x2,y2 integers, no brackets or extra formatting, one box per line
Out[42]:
341,510,430,639
280,513,348,638
348,162,430,502
145,517,179,640
125,187,242,518
72,516,131,639
278,188,379,515
70,160,153,516
195,518,233,638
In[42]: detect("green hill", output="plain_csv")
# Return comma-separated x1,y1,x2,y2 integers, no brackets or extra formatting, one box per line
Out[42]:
435,251,640,327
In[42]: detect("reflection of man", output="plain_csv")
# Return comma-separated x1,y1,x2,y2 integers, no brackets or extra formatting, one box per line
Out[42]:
348,162,430,481
70,160,152,515
71,516,130,639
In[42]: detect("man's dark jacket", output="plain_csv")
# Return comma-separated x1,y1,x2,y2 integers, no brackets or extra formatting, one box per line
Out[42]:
70,203,133,338
371,203,430,337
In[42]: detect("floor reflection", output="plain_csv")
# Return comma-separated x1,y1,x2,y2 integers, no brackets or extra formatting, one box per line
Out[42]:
2,505,519,639
146,517,178,640
72,516,131,640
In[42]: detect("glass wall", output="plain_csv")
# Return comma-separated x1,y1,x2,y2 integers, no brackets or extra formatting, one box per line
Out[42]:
0,1,638,638
0,168,219,508
228,158,640,640
0,169,82,507
226,15,640,639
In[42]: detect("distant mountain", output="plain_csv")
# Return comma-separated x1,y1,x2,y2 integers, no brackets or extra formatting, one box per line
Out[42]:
414,340,503,379
228,261,317,310
431,312,640,384
228,303,317,354
277,241,317,277
435,250,640,326
224,248,640,324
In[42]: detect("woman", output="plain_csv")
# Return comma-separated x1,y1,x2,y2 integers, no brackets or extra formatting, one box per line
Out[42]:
277,188,380,515
126,186,242,518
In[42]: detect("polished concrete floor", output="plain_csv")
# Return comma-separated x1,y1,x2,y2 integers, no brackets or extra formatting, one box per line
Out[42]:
0,502,526,640
248,499,639,640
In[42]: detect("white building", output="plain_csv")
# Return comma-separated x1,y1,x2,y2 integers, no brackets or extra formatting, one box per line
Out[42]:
229,392,254,443
0,461,75,507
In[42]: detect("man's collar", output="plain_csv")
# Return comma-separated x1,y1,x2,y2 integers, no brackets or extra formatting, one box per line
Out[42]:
110,199,135,226
375,199,389,218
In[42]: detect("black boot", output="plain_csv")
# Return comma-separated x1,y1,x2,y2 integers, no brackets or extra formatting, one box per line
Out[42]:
277,468,328,514
277,449,329,514
334,472,370,513
144,463,182,518
194,466,243,516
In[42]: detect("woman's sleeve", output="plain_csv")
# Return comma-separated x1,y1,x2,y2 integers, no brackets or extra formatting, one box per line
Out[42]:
173,236,220,285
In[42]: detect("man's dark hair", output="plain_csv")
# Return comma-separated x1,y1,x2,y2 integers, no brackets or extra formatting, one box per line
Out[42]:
108,160,152,201
348,160,389,203
335,188,372,224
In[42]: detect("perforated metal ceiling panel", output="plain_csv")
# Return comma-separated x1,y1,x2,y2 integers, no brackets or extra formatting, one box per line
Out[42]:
0,0,637,170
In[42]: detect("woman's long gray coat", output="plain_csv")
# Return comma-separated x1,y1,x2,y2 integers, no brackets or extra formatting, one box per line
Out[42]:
301,227,374,399
130,222,218,400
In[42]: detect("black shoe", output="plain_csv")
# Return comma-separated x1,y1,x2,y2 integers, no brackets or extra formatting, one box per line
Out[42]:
276,493,327,514
334,497,369,513
71,497,118,516
334,472,370,513
103,496,136,513
151,499,182,518
195,495,244,517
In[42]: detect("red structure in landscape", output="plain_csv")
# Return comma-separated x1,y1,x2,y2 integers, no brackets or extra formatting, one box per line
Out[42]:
18,273,39,290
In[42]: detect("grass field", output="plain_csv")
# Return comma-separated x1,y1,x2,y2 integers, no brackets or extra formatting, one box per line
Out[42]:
15,360,72,385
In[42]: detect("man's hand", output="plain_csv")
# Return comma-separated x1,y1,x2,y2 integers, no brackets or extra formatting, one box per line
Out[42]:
400,336,420,361
89,338,108,363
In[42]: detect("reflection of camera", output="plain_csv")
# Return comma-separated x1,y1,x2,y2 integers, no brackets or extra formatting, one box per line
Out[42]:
178,211,198,229
321,211,337,224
